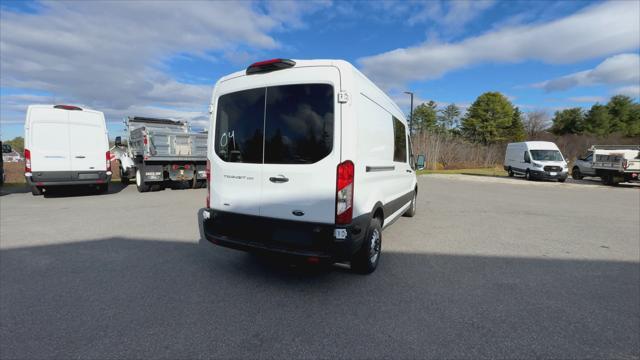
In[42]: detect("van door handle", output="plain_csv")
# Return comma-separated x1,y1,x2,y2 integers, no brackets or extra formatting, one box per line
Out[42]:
269,175,289,183
406,169,413,173
75,155,86,159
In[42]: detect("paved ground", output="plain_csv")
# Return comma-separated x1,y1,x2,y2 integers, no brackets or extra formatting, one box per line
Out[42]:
1,176,639,359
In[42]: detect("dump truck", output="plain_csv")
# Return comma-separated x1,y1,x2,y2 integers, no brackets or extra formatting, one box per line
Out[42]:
111,116,208,192
590,145,640,185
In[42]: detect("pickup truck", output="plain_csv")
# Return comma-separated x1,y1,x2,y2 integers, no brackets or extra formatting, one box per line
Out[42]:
573,145,640,185
111,116,208,192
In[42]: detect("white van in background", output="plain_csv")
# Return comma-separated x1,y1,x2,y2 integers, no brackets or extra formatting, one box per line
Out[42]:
201,59,418,274
24,105,112,195
504,141,568,182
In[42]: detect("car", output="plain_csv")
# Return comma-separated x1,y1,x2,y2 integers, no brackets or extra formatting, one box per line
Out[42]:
201,58,418,274
24,104,112,195
571,151,595,180
504,141,568,182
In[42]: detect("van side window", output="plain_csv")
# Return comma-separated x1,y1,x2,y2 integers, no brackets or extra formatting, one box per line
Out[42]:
392,117,407,162
215,88,266,163
524,151,530,163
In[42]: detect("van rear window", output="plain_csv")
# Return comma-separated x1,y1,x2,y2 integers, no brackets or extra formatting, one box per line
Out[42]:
215,84,334,164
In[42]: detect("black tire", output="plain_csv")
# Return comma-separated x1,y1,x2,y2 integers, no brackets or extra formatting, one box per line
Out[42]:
31,186,42,196
572,167,582,180
601,173,613,185
150,183,164,191
191,173,198,189
508,167,514,177
119,164,130,185
403,191,417,217
351,217,382,274
525,169,532,181
135,168,150,193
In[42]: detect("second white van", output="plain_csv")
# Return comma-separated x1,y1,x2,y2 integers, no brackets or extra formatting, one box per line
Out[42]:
201,59,418,274
24,105,112,195
504,141,568,182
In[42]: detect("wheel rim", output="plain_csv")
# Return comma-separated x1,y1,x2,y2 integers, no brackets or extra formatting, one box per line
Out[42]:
369,228,381,263
574,169,580,178
136,170,141,186
412,193,416,213
526,171,530,179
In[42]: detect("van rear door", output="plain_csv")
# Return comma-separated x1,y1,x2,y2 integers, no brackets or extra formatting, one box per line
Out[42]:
69,111,107,171
28,107,71,172
212,66,340,223
260,68,340,223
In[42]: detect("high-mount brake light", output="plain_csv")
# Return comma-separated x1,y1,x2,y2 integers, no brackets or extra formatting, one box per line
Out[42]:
246,58,296,75
54,105,82,111
336,160,355,225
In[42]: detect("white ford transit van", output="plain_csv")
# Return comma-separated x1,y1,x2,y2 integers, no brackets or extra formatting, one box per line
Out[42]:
201,59,418,273
504,141,568,182
24,105,112,195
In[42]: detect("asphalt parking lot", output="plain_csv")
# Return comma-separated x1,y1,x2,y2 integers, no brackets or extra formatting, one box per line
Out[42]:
1,175,639,359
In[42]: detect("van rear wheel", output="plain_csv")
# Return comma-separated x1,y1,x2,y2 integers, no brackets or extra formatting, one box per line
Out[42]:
351,217,382,274
508,167,514,177
403,191,417,217
136,169,150,193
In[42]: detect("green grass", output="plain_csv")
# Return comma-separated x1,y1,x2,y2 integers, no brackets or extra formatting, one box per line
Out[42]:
417,167,507,177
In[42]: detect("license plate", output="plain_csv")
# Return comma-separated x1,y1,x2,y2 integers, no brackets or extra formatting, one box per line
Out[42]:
550,172,557,176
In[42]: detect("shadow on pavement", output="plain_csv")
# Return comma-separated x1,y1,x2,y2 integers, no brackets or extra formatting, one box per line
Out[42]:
1,237,638,359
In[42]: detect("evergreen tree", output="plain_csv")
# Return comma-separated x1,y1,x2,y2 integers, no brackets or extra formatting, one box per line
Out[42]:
412,100,438,134
583,104,611,137
508,107,526,141
438,103,461,131
461,92,515,144
550,108,584,135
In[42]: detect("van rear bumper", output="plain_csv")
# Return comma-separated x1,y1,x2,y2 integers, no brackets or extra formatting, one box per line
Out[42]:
201,209,369,260
26,171,111,186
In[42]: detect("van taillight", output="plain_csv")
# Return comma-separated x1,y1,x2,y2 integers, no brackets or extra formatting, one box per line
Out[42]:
336,160,354,225
206,160,211,208
24,149,31,173
143,135,148,145
106,151,112,172
622,159,628,169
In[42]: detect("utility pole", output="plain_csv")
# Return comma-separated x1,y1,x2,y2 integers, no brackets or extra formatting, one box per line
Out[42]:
404,91,414,134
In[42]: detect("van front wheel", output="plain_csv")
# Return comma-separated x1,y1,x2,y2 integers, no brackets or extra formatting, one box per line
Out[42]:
351,217,382,274
136,169,150,193
525,170,532,181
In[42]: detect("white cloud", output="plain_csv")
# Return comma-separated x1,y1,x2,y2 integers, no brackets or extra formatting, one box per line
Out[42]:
359,1,640,90
534,53,640,92
408,0,495,31
614,85,640,99
0,1,322,126
567,96,607,103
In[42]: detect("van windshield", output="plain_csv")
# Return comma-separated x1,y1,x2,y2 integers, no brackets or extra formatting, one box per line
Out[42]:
215,84,334,164
530,150,563,161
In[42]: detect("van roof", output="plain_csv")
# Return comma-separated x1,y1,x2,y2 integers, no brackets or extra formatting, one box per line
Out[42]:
217,59,404,119
27,104,103,116
509,141,560,150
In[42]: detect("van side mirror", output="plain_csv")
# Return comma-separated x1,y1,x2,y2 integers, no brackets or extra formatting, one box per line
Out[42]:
115,136,122,146
415,154,426,170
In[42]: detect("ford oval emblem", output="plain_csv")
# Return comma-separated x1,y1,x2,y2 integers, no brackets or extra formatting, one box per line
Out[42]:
292,210,304,216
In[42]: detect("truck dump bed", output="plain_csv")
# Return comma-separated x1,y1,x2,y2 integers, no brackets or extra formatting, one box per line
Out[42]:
128,117,207,161
591,145,640,173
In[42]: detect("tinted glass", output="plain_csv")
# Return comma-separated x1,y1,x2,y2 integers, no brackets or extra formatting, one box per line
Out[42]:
215,88,265,163
264,84,334,164
393,117,407,162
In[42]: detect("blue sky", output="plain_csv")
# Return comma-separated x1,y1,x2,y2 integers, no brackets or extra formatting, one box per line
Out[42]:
1,0,638,140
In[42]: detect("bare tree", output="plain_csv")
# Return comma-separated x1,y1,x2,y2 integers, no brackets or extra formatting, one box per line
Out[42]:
524,110,550,139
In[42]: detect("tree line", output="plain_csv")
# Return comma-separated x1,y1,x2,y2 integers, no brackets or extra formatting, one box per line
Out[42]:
410,92,639,145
